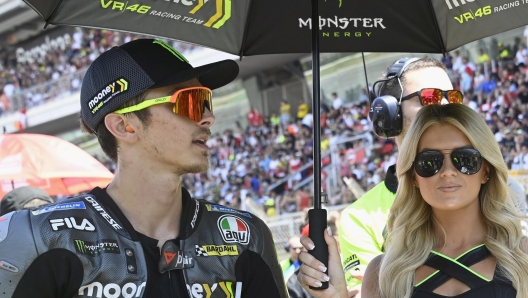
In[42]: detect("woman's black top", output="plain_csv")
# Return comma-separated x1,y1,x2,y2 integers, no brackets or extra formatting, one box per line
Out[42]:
412,245,516,298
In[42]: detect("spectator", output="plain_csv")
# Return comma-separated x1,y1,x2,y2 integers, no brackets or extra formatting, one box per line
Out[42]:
515,44,528,66
297,99,309,121
280,100,292,127
441,51,453,70
280,236,303,274
478,48,491,65
452,50,463,73
0,186,53,216
481,75,497,95
331,92,343,111
280,190,298,213
247,106,264,127
511,142,528,170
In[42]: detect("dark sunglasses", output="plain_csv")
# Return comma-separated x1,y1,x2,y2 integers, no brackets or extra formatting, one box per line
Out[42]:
414,148,482,178
401,88,463,105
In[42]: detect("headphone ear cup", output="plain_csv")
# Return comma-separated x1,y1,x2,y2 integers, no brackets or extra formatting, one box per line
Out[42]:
284,244,290,253
369,95,402,138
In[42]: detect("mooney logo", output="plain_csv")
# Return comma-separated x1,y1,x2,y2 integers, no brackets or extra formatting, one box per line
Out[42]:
85,197,122,230
217,215,250,245
445,0,475,9
74,239,120,256
195,244,239,256
78,281,146,298
49,217,96,232
88,78,128,114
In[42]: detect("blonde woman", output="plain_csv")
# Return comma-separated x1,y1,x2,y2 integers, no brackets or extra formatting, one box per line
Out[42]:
297,104,528,298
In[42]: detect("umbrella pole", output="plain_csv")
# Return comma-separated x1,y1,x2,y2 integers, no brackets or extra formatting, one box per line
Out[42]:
311,0,322,211
308,0,329,290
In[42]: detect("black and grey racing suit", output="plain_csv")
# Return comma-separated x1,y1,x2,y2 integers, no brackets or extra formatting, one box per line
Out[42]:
0,187,287,297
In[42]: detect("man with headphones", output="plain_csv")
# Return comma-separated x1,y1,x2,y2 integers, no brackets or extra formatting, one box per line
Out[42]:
280,236,303,277
338,57,527,297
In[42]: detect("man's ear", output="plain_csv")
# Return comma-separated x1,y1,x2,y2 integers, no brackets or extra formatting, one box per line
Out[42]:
104,113,137,143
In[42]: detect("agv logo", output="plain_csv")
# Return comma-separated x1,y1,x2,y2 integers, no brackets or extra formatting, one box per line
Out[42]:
217,215,250,245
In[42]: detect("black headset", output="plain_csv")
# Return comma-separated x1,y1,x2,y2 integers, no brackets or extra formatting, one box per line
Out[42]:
284,243,290,253
369,57,420,139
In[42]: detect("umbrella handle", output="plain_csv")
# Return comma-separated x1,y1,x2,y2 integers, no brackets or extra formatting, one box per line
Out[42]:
308,208,329,290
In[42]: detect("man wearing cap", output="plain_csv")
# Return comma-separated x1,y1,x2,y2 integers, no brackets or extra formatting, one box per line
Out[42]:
0,186,54,216
0,39,287,298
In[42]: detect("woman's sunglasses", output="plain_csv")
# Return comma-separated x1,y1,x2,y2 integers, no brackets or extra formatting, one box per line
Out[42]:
414,148,482,178
115,87,212,122
401,88,463,106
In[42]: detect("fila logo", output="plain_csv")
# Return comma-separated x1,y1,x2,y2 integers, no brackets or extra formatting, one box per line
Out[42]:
49,217,96,232
445,0,475,9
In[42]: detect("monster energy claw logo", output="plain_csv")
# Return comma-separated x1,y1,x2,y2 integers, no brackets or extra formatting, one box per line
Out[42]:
325,0,343,8
75,240,87,254
74,239,120,256
153,40,189,62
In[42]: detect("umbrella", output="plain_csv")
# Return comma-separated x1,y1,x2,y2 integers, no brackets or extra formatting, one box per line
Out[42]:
0,134,114,197
22,0,528,55
21,0,528,286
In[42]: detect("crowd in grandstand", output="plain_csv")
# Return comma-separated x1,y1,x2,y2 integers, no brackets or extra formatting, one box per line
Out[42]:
3,27,528,217
0,28,197,116
176,29,528,216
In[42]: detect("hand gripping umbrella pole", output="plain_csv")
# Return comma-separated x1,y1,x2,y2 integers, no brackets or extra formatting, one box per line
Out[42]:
307,0,329,290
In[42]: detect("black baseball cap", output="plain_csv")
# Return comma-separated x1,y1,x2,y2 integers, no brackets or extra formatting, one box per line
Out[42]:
1,186,53,216
80,39,239,132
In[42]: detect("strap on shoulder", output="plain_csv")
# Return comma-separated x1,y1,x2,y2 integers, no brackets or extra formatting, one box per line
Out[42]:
416,245,491,292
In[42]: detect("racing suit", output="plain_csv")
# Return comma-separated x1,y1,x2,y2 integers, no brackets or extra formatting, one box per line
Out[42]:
0,187,287,298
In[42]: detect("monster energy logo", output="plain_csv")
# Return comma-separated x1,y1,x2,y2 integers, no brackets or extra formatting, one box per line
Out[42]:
74,239,120,256
325,0,343,8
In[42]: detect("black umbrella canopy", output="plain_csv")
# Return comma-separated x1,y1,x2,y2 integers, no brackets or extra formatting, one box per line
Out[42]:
24,0,528,55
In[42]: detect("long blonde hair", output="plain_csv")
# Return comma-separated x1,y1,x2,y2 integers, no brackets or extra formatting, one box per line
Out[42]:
378,104,528,298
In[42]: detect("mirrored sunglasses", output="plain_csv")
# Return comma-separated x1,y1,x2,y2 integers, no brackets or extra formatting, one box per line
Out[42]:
413,148,482,178
115,87,212,122
401,88,463,106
